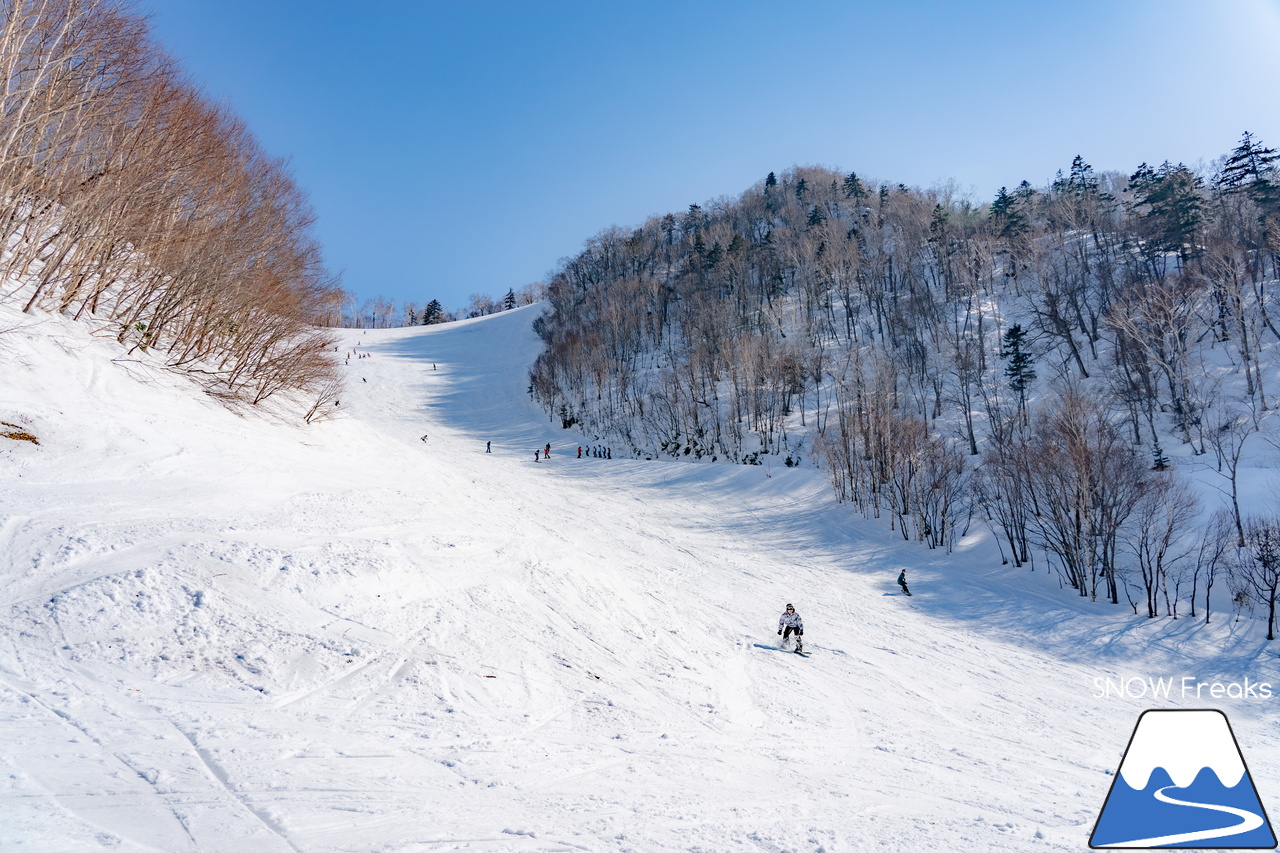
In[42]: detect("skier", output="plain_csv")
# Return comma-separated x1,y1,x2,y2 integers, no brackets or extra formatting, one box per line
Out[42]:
777,603,803,653
545,443,551,458
486,441,491,453
535,449,541,462
577,446,582,458
898,569,912,596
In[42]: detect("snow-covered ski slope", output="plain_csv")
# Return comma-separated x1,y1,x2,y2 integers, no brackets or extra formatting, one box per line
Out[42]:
2,302,1278,852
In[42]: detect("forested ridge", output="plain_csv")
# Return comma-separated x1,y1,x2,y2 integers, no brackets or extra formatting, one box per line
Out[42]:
532,141,1280,629
0,0,342,416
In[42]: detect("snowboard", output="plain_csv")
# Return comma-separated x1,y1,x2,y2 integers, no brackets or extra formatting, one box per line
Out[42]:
753,643,810,657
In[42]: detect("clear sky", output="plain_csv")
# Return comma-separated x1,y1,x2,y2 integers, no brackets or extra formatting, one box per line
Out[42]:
140,0,1280,314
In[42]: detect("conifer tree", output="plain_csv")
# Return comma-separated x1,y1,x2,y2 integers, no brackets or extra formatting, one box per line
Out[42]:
1218,131,1280,214
422,299,443,325
705,241,723,269
504,288,516,310
990,186,1029,240
1129,161,1204,261
842,171,865,199
660,213,677,246
990,186,1014,219
1002,324,1036,420
764,173,779,212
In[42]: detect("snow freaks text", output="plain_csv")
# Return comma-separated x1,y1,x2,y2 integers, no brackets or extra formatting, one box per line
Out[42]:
1093,676,1273,701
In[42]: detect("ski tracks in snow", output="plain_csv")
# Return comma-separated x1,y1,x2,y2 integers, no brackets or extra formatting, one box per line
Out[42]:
0,656,298,852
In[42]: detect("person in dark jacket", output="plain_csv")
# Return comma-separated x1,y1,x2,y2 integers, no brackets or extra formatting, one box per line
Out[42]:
898,569,912,596
777,604,803,652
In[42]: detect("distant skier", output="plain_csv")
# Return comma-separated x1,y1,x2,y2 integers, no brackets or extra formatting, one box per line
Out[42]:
898,569,912,596
577,446,582,458
545,443,551,458
535,450,541,462
777,603,803,653
486,441,491,453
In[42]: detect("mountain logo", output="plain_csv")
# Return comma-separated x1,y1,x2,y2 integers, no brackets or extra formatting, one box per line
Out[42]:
1090,709,1276,849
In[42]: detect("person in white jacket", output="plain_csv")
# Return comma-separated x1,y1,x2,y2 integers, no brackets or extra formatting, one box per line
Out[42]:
777,604,803,652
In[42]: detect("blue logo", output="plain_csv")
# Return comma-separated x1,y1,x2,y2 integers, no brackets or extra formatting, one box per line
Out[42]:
1091,710,1276,849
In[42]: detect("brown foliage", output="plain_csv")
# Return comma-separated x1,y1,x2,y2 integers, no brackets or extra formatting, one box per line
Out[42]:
0,0,342,414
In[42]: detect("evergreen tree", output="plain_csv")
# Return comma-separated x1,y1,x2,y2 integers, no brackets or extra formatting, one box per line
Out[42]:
764,172,779,212
929,203,948,244
1128,161,1204,260
504,288,516,310
795,178,809,200
684,203,704,234
1002,324,1036,419
1151,437,1170,471
1049,155,1113,231
1053,155,1100,197
807,205,826,227
990,186,1014,220
990,186,1029,240
1218,131,1278,192
660,213,677,246
842,171,865,199
704,240,723,269
1217,131,1280,214
422,299,443,325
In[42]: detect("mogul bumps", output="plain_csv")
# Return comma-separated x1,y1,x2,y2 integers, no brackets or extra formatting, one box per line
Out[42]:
1092,675,1274,700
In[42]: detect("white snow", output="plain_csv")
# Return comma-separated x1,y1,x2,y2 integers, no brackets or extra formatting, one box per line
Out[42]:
2,300,1279,852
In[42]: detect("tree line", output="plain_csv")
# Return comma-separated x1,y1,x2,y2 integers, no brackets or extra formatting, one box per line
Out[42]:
337,283,547,330
0,0,342,414
531,140,1280,635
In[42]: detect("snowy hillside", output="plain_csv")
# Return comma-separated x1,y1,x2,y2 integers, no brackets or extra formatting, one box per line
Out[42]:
2,302,1278,852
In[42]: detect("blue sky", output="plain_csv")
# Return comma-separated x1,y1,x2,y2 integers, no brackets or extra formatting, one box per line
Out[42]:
141,0,1280,315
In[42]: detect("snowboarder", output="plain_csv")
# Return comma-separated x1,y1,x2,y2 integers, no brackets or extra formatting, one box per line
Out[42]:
486,441,491,453
898,569,912,596
777,604,803,653
535,450,541,462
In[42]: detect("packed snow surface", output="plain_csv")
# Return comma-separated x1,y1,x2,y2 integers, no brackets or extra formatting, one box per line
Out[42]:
2,302,1278,852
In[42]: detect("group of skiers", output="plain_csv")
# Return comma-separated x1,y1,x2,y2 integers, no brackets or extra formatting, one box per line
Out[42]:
514,443,615,461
